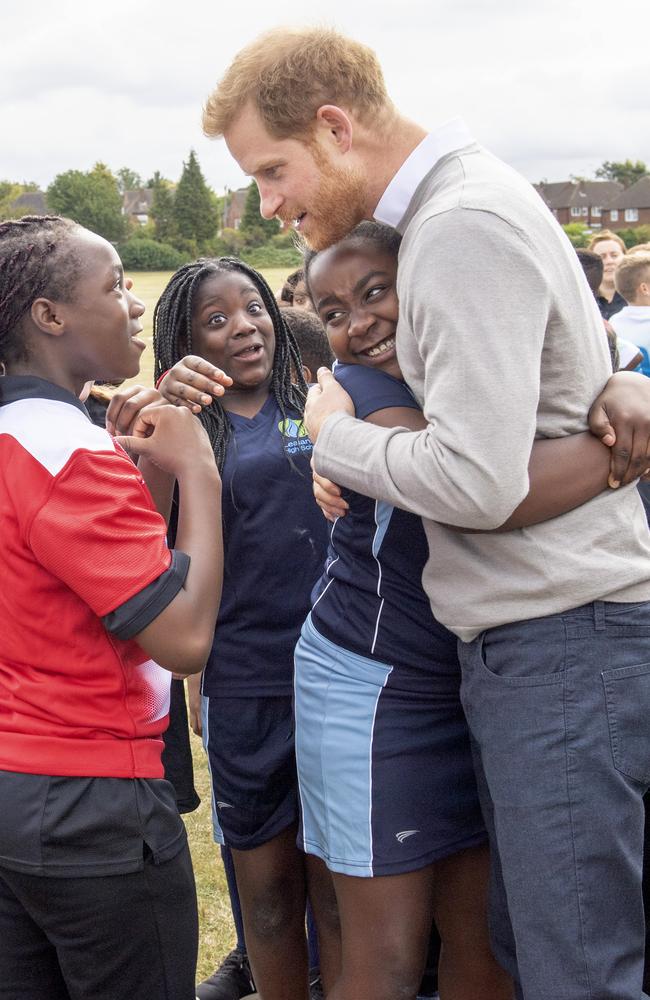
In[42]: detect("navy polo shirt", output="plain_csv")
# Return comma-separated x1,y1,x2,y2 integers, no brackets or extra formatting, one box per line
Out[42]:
311,364,456,687
202,396,329,697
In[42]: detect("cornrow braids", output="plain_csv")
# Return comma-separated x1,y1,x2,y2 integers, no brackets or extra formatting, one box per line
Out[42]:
153,257,308,473
0,215,81,369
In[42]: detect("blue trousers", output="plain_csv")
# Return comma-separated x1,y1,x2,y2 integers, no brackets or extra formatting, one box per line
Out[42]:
459,600,650,1000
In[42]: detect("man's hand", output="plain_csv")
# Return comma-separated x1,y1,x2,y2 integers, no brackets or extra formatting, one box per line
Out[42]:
304,367,355,444
588,370,650,487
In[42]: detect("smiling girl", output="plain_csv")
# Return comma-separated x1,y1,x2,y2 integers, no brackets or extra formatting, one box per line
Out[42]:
153,258,329,1000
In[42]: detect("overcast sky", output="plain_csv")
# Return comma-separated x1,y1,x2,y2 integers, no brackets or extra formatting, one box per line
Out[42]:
1,0,648,195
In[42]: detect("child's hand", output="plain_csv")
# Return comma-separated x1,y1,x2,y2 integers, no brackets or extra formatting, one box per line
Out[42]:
106,385,166,436
116,404,219,480
304,367,355,443
158,356,233,413
588,371,650,488
312,460,348,522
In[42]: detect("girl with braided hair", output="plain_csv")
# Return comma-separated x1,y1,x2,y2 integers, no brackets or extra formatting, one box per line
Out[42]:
0,217,225,999
153,258,329,1000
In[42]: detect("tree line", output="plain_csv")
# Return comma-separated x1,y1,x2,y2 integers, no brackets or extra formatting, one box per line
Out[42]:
0,151,301,270
2,156,647,270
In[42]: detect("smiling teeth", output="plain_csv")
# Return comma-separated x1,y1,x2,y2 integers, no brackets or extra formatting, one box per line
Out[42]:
366,337,395,357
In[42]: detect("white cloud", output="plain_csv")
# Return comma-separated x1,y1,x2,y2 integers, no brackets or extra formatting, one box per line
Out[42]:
1,0,648,193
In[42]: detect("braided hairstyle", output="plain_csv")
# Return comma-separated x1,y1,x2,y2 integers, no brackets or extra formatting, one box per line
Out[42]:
0,215,82,369
153,257,308,472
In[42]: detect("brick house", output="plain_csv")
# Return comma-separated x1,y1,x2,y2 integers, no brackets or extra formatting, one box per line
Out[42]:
602,176,650,228
535,180,623,229
122,189,154,226
222,187,248,230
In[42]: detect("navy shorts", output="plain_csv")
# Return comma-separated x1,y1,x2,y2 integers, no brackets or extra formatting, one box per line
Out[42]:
201,694,299,851
294,615,486,877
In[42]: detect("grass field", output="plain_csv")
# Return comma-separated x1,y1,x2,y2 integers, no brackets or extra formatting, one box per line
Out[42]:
184,728,237,982
124,265,295,984
125,267,294,389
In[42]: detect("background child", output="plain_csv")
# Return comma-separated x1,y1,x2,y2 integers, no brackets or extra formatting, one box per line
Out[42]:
611,251,650,375
278,267,316,313
153,257,329,1000
281,306,334,381
0,215,223,1000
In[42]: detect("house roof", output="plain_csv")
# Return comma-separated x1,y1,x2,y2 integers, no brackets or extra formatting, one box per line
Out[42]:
228,188,248,211
535,180,622,209
123,189,154,215
9,190,48,215
607,176,650,210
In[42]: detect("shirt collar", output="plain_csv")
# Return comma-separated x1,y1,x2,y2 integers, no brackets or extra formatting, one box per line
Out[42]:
374,118,474,228
0,375,89,416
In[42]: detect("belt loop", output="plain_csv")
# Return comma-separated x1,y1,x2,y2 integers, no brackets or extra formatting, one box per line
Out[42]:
593,601,606,631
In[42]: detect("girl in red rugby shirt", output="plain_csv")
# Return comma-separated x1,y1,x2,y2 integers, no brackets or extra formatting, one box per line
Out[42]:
0,215,225,1000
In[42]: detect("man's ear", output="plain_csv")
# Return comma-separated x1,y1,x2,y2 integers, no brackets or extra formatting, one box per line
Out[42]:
315,105,353,154
30,298,66,338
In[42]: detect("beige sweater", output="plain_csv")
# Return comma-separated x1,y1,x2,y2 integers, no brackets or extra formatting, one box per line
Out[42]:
314,144,650,640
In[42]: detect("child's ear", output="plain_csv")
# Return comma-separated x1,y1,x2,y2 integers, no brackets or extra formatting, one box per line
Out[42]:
302,364,313,382
30,298,65,338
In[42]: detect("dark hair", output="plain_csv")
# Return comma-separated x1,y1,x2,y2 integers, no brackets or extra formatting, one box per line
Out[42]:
0,215,81,367
281,307,333,374
303,221,402,302
576,249,603,297
279,268,304,305
153,257,308,472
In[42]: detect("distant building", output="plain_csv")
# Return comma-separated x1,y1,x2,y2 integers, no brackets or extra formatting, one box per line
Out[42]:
222,187,248,231
122,188,154,226
535,180,623,229
603,176,650,228
9,190,48,216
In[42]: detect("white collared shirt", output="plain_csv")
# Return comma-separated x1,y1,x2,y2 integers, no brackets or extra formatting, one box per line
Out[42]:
374,118,474,228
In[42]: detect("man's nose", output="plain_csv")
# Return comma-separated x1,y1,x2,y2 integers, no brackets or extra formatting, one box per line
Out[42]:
258,185,283,221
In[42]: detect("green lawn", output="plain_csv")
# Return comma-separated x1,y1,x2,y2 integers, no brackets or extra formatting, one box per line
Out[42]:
184,730,237,982
126,267,294,389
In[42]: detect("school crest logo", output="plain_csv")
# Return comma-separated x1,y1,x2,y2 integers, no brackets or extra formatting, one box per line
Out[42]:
278,417,313,455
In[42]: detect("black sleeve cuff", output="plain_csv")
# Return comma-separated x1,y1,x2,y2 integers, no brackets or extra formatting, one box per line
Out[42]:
102,550,191,641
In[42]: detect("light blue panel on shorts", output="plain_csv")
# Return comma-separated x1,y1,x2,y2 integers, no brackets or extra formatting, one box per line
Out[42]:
294,614,393,876
201,694,224,845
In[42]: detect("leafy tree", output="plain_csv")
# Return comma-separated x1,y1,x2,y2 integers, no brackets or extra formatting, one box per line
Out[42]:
47,163,125,242
614,225,650,250
239,181,280,245
173,150,218,250
116,167,143,194
149,175,177,245
0,180,41,220
0,181,24,219
595,159,648,188
562,222,590,248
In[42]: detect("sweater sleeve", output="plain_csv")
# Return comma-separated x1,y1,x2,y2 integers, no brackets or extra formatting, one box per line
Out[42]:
313,209,551,529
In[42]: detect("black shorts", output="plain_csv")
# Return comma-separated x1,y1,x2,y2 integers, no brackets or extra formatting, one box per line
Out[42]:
0,844,197,1000
202,694,298,850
